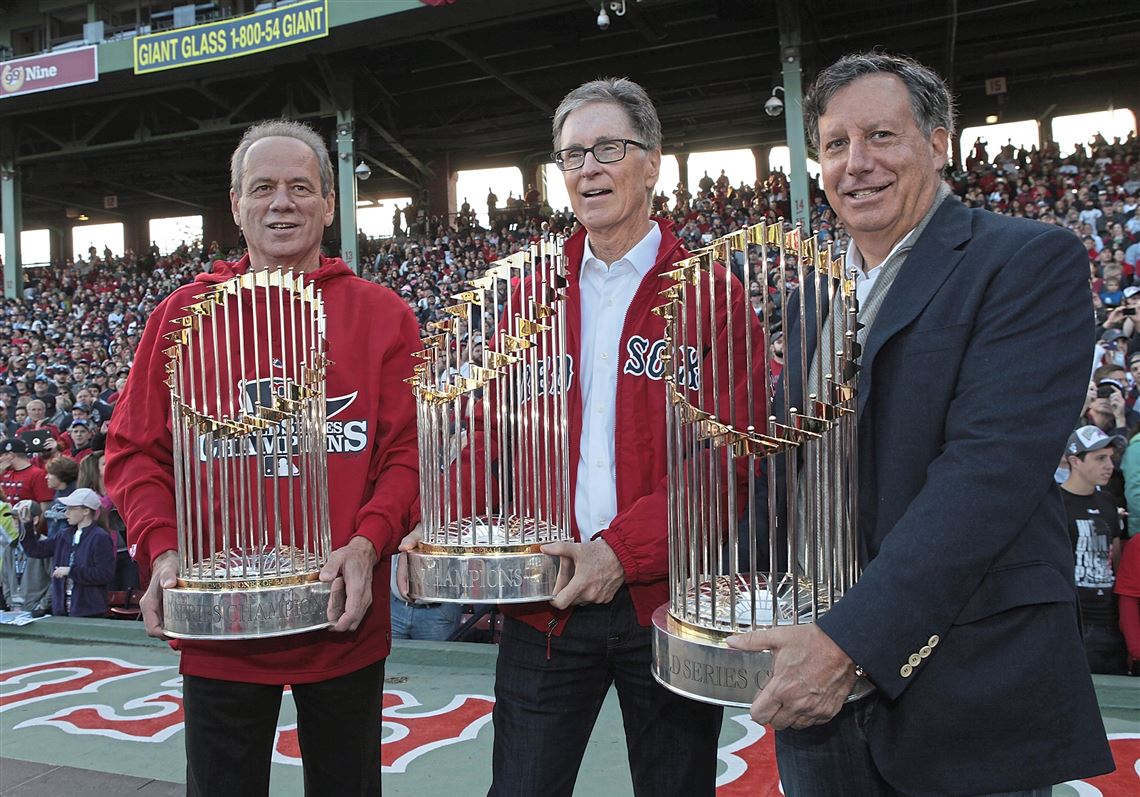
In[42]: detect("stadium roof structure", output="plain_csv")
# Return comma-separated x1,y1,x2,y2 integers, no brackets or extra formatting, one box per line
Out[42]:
0,0,1137,230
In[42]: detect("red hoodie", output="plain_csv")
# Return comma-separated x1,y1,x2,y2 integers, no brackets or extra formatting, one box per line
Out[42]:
105,255,421,684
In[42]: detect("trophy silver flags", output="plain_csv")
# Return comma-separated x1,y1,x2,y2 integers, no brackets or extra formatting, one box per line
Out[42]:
650,222,873,706
406,233,574,602
161,268,333,639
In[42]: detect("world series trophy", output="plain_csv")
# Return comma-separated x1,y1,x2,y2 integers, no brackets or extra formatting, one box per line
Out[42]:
651,221,874,706
161,269,333,639
406,233,574,602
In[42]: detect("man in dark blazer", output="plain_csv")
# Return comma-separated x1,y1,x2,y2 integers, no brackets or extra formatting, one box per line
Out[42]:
728,52,1114,796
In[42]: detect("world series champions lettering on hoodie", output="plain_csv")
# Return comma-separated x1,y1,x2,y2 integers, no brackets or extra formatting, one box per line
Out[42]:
196,376,368,476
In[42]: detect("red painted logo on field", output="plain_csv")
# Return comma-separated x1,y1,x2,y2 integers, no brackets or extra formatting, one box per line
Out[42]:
0,658,171,713
2,657,1137,794
273,689,495,771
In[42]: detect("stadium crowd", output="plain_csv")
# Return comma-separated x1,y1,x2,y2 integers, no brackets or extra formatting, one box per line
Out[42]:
1,130,1138,669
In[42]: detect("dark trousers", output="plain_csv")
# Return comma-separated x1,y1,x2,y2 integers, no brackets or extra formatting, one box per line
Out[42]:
489,587,722,797
775,697,1052,797
182,659,384,797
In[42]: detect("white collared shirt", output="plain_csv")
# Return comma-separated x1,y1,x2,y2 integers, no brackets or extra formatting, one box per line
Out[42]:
844,228,920,307
575,223,661,539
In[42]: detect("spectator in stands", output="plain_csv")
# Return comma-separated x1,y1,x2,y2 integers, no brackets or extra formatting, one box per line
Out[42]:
1114,534,1140,675
78,451,134,591
20,487,114,618
0,403,16,439
0,438,54,614
43,455,79,542
65,420,95,462
19,399,59,440
1062,426,1128,674
49,394,72,432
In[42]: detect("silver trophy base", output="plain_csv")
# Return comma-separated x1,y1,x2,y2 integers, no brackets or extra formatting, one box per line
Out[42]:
163,579,332,640
651,604,875,708
406,546,560,603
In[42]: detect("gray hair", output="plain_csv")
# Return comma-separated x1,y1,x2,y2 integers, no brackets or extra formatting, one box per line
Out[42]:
229,120,334,197
802,52,956,150
552,77,662,151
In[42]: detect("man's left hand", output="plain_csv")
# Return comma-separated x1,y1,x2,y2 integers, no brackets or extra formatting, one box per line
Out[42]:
542,538,625,610
319,536,378,633
727,623,857,730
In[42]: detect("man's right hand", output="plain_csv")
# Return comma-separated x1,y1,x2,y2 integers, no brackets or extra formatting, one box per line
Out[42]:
141,550,179,639
395,523,423,600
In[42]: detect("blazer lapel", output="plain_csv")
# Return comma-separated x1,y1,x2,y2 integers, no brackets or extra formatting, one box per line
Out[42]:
856,199,973,419
773,276,824,421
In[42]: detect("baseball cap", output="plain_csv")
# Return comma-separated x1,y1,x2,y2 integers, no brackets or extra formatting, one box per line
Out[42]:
1124,286,1140,299
59,487,102,512
0,438,27,454
1098,378,1127,395
1101,329,1128,342
1066,425,1125,456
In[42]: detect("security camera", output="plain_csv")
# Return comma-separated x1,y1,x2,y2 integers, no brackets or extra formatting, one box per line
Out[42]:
354,161,371,181
765,95,784,117
596,8,610,29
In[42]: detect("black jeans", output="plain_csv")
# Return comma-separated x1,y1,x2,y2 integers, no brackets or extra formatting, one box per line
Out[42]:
488,587,722,797
775,697,1052,797
182,659,384,797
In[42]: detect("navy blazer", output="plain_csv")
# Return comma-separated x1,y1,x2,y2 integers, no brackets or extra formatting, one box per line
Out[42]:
779,197,1113,795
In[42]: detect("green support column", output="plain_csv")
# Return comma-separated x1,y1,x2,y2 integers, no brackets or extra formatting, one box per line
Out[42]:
336,110,359,274
752,146,770,183
778,2,810,233
1,129,23,298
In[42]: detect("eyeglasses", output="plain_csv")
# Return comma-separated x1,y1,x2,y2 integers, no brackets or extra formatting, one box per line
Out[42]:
551,139,647,171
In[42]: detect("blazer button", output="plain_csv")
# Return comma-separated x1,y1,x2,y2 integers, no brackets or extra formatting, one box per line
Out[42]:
919,645,932,658
928,634,940,648
900,663,913,678
908,653,921,667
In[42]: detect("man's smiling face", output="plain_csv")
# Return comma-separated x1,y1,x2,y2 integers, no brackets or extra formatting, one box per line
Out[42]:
817,73,948,263
557,102,659,244
230,136,335,272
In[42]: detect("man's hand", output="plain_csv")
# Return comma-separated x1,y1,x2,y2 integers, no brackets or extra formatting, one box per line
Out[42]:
542,538,625,610
1108,389,1127,424
397,522,423,553
52,565,70,578
320,536,378,633
1083,380,1098,413
141,550,179,639
726,623,857,730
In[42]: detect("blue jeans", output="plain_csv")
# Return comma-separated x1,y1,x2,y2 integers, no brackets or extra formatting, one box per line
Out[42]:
776,697,1053,797
488,586,723,797
389,595,462,640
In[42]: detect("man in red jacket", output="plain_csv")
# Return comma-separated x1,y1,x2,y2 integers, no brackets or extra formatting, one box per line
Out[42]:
105,120,421,797
471,78,761,796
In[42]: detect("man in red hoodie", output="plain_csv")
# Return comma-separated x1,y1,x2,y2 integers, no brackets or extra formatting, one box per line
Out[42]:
105,121,421,797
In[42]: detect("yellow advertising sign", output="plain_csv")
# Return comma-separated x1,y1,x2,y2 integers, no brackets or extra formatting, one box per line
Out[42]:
133,0,328,75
